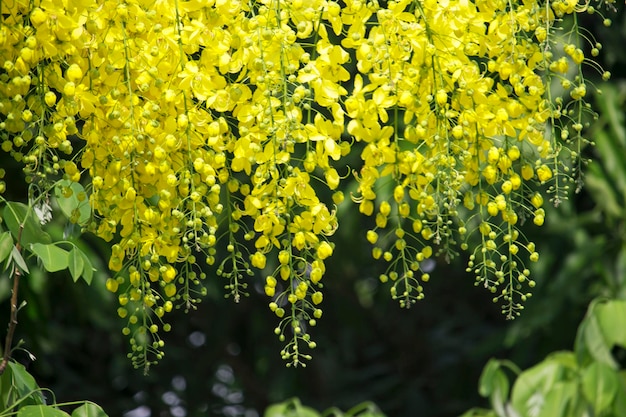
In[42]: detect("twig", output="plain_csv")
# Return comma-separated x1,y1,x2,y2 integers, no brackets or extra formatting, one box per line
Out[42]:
0,224,24,375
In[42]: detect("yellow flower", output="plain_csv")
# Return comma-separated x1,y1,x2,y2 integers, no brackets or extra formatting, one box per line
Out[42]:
66,64,83,82
312,291,323,305
536,165,553,182
531,193,544,209
251,252,267,269
162,265,176,283
317,241,333,260
164,284,177,298
105,278,118,293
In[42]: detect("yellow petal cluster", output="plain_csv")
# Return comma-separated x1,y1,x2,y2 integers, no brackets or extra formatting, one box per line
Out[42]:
0,0,608,367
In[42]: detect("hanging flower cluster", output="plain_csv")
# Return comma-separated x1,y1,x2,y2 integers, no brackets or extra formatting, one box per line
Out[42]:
0,0,612,369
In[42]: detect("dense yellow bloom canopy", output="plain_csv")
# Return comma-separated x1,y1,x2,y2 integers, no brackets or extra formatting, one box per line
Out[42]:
0,0,610,368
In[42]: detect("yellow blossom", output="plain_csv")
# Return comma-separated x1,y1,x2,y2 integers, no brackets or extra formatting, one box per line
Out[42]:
0,0,604,366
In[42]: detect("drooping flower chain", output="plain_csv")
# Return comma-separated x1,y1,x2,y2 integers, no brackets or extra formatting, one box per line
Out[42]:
0,0,611,368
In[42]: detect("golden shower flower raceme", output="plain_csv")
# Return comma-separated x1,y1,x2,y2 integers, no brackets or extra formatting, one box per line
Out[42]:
0,0,610,368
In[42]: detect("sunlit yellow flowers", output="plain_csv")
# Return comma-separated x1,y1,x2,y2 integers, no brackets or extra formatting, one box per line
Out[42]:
0,0,608,367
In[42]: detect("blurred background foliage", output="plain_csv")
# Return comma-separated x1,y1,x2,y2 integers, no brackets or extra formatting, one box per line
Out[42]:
1,4,626,417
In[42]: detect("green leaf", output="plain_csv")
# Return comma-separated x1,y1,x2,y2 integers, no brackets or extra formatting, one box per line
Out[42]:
30,243,69,273
289,406,320,417
71,402,109,417
478,359,510,416
613,373,626,416
2,203,51,246
11,246,30,273
264,398,321,417
510,357,569,415
78,250,94,285
536,381,577,417
479,359,507,397
458,409,497,417
68,247,85,282
0,366,10,410
7,362,45,406
544,351,578,369
581,362,619,415
597,300,626,348
264,404,285,417
575,299,626,368
17,405,71,417
0,231,13,264
54,180,91,225
344,402,386,417
577,306,617,368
